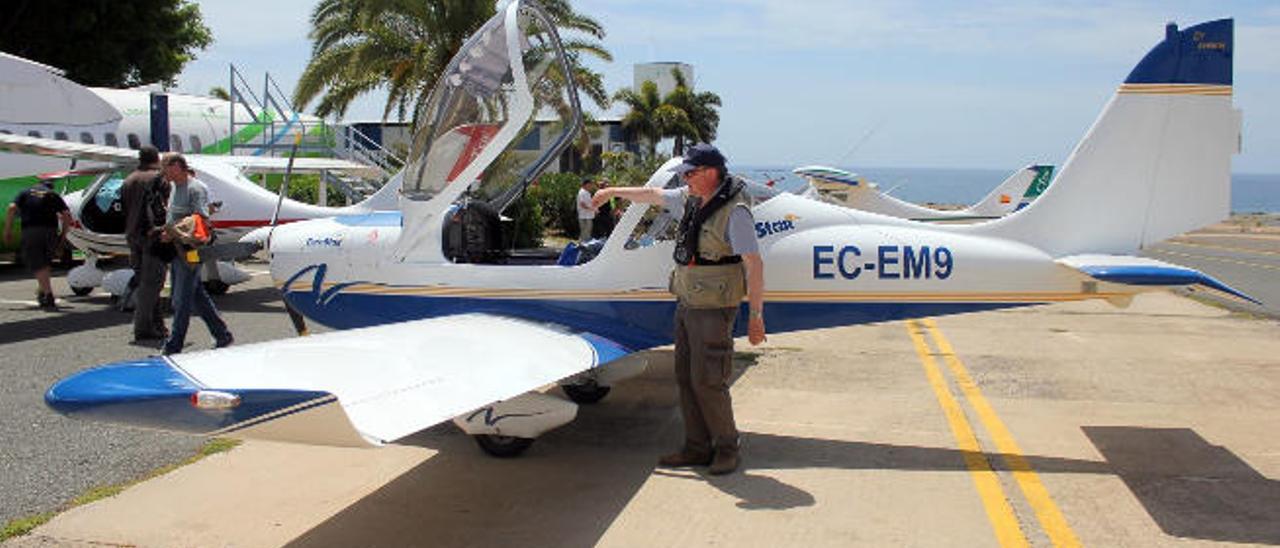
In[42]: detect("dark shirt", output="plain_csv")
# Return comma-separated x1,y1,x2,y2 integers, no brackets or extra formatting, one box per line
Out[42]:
121,168,162,245
12,182,69,228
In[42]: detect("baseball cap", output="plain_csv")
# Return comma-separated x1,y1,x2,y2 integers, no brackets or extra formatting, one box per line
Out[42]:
673,143,726,175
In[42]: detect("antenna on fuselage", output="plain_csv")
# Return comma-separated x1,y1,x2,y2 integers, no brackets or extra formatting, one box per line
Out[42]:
268,132,310,336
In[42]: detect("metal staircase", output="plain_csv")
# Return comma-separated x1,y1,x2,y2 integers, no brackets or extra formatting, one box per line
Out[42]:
226,65,404,202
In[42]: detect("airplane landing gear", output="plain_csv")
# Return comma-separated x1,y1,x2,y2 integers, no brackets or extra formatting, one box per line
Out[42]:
452,392,577,458
560,380,611,404
473,434,535,458
67,253,104,296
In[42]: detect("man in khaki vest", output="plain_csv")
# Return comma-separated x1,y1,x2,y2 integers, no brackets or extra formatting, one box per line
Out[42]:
593,143,766,475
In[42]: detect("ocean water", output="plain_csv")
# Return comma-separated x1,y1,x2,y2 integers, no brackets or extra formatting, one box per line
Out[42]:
738,166,1280,214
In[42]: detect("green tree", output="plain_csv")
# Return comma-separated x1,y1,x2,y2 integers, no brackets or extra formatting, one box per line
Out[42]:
614,69,722,159
613,80,688,160
662,68,721,156
293,0,611,121
0,0,212,87
208,86,231,101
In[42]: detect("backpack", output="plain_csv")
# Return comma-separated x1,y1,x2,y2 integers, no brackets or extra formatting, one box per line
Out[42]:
142,176,176,262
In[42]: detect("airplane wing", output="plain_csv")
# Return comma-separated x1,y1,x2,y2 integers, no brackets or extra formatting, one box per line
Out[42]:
0,131,139,164
199,155,382,177
1057,254,1260,305
45,313,630,447
0,133,380,176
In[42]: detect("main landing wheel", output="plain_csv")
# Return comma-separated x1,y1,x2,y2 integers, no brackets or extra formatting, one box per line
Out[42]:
561,381,611,405
71,286,93,296
473,434,535,458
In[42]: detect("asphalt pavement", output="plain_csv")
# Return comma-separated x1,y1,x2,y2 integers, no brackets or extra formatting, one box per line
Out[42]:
1143,232,1280,317
0,259,305,527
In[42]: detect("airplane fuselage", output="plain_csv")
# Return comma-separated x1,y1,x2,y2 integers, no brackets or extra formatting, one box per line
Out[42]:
270,192,1102,351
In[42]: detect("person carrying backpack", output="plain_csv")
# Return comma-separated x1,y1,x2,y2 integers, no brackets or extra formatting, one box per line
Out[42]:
121,145,171,341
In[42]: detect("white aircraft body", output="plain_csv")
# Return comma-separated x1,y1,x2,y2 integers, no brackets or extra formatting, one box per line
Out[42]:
0,132,400,294
795,164,1055,222
45,8,1249,458
0,51,324,183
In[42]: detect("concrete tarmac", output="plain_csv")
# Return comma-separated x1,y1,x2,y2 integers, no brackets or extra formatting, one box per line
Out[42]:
6,288,1279,547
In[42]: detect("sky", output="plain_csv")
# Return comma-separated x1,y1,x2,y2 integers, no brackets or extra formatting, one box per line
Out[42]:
175,0,1280,174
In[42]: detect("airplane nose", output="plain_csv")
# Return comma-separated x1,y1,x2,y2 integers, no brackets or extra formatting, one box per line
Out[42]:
239,226,272,248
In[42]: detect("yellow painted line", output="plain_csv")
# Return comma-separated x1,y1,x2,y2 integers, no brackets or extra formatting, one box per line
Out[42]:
921,318,1082,548
905,320,1029,548
1148,248,1280,272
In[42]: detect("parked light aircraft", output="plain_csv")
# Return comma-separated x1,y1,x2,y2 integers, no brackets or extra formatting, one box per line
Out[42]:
0,131,400,294
45,8,1250,459
0,51,332,257
795,164,1055,222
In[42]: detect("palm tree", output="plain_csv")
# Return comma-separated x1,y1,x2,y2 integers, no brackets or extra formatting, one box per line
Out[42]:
662,68,721,156
612,80,683,159
614,69,722,159
294,0,612,121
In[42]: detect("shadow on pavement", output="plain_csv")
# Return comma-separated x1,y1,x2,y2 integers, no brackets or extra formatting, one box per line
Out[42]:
1084,426,1280,545
285,351,1112,548
0,286,283,345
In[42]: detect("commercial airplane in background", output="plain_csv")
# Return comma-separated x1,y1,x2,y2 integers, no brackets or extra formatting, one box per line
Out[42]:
45,7,1250,461
0,51,332,258
795,164,1055,222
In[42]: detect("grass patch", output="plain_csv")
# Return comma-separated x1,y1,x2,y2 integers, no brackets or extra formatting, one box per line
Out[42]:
0,438,242,542
1,512,56,541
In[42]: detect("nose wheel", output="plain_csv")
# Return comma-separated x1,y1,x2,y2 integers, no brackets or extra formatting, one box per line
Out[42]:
473,434,535,457
560,380,611,404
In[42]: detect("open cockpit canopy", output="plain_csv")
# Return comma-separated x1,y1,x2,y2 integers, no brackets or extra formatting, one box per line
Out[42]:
401,0,581,214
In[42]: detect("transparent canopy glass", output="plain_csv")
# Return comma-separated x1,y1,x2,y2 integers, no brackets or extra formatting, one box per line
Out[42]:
401,1,580,213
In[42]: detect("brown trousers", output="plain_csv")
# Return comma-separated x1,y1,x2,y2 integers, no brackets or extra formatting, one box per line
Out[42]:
129,240,168,338
673,305,740,453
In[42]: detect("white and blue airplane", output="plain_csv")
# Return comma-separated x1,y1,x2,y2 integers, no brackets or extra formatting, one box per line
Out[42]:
794,164,1055,222
44,6,1251,458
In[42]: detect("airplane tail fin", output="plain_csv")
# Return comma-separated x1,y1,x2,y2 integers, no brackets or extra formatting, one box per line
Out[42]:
970,19,1239,257
351,170,404,211
967,164,1051,217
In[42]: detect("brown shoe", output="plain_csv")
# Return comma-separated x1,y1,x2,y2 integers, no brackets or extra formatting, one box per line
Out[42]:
708,446,740,475
658,447,713,468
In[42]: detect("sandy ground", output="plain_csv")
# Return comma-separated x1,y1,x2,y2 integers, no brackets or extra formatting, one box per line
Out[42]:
7,292,1279,548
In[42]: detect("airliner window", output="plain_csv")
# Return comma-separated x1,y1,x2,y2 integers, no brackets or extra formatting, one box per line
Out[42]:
190,136,202,152
171,135,183,153
80,132,94,144
104,133,118,147
624,173,684,250
55,131,68,141
28,131,41,138
127,134,140,149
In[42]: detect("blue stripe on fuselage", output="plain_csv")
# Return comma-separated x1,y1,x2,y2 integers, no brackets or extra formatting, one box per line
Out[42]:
284,291,1027,351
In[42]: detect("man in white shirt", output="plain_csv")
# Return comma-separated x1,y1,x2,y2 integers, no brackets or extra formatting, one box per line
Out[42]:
576,179,598,240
